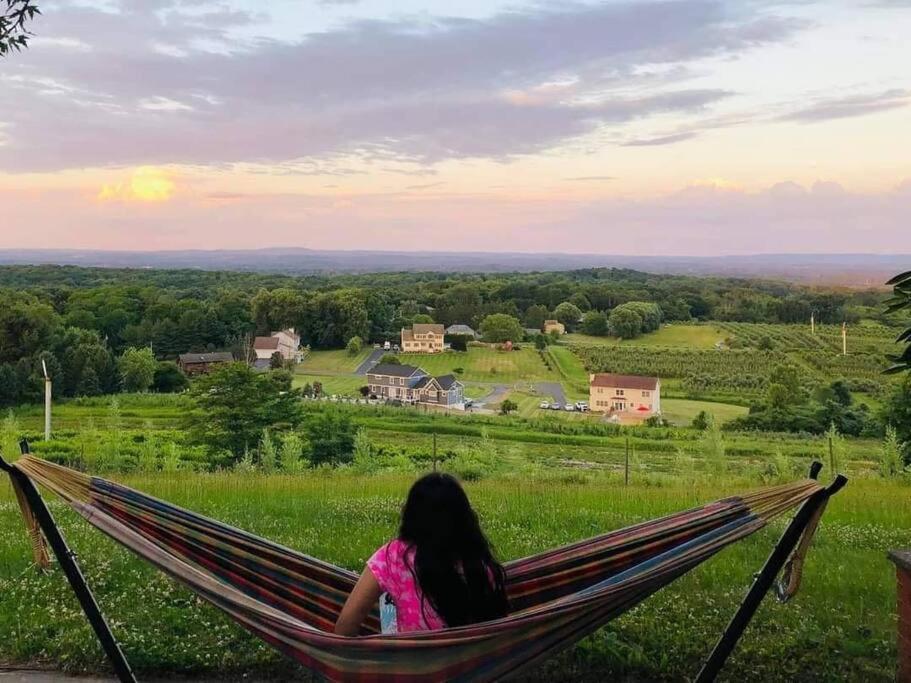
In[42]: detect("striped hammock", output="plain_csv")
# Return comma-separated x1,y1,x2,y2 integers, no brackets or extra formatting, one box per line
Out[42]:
8,456,828,683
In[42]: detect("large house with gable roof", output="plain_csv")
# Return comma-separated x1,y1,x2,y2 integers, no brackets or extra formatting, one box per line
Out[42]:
366,363,464,407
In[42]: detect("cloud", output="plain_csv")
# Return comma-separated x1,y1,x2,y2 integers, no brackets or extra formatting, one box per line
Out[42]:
565,175,616,181
621,131,698,146
780,89,909,123
0,0,803,172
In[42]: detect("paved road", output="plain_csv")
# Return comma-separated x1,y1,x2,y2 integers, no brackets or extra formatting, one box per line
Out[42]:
473,383,509,407
536,381,567,406
354,348,386,375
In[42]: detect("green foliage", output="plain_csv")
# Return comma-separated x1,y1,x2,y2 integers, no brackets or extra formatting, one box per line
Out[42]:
411,313,434,324
881,374,911,461
346,335,363,356
701,415,726,475
379,353,400,365
524,304,550,329
878,425,905,478
259,429,277,473
185,363,302,463
303,408,355,466
118,347,157,392
884,269,911,373
479,313,524,343
553,301,583,330
152,361,188,393
691,410,710,430
608,305,643,339
580,310,609,336
500,398,518,415
278,430,307,472
824,422,846,473
0,1,40,56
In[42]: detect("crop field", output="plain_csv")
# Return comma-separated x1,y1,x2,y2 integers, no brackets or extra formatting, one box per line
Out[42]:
0,467,905,682
397,347,559,383
564,324,726,349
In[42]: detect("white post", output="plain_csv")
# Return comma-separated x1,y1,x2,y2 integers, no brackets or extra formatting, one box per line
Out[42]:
842,322,847,356
810,312,815,335
44,376,52,441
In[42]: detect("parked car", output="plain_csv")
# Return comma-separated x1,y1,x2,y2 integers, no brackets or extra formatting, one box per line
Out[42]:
373,343,381,349
564,404,575,412
549,403,562,411
575,402,589,412
539,400,550,409
464,398,474,407
393,344,400,352
383,341,391,350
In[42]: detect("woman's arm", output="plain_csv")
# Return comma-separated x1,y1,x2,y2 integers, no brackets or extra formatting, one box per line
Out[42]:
335,566,383,636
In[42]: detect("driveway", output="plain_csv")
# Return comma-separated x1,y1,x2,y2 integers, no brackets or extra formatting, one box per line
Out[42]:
472,383,509,407
536,381,567,406
355,348,386,375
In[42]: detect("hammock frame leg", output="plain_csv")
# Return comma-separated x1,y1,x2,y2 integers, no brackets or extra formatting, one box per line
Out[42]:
694,462,847,683
0,441,137,683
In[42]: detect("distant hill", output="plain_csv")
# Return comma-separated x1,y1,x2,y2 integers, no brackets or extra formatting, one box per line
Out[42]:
0,248,904,287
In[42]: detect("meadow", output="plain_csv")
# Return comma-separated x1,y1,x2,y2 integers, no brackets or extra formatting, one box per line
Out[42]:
0,465,905,682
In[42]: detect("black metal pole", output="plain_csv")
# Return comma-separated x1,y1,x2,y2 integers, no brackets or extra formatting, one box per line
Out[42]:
694,467,846,682
1,441,137,683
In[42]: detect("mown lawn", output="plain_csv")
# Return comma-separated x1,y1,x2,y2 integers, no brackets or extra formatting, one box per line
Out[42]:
291,373,366,396
297,348,370,375
563,324,726,349
398,347,559,383
661,398,749,426
0,471,903,682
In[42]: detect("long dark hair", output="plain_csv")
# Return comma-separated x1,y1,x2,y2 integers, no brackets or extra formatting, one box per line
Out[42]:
398,472,508,627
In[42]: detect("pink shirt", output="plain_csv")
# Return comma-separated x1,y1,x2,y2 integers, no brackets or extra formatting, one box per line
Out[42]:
367,539,446,632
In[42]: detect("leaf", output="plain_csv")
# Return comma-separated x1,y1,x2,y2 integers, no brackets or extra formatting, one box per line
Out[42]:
886,270,911,286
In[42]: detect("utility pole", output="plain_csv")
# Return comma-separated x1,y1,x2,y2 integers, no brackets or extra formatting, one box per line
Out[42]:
842,321,847,356
810,312,815,335
42,360,51,441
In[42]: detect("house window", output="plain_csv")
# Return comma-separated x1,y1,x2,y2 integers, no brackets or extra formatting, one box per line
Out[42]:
642,391,650,397
616,389,624,396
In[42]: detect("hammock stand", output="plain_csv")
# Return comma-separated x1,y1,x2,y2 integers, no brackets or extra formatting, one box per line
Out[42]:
1,440,846,683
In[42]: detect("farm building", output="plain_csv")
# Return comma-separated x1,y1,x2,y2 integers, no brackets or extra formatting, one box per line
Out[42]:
178,351,234,376
366,363,464,407
543,319,566,335
401,323,445,353
589,373,660,415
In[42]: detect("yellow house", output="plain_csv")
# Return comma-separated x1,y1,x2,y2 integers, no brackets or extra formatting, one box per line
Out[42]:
589,373,661,415
401,323,445,353
543,319,566,335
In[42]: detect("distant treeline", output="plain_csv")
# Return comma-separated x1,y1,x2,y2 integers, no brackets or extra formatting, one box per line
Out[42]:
0,264,893,406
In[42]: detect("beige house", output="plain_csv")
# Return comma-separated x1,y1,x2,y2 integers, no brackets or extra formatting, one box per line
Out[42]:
543,319,566,335
401,323,445,353
589,373,661,415
253,328,302,363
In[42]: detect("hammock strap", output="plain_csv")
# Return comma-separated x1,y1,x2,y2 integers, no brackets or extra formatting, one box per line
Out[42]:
775,496,828,602
9,467,51,569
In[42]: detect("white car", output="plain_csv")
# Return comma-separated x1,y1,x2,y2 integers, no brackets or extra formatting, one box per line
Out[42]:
539,401,550,409
575,402,590,412
564,403,575,412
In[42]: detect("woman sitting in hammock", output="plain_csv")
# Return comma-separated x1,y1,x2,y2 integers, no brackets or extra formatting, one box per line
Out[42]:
335,472,509,635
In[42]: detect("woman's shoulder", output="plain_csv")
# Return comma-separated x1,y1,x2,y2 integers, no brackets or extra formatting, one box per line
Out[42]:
368,538,411,571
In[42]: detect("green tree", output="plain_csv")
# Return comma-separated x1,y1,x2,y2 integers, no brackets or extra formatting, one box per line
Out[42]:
346,335,363,356
882,375,911,463
152,361,188,393
499,398,518,415
269,351,284,369
278,431,307,472
478,314,524,343
608,306,643,339
118,346,157,392
411,314,434,324
524,304,550,330
259,429,277,473
304,408,356,466
691,410,710,430
824,422,846,473
553,302,583,331
580,310,609,336
701,415,726,475
186,363,302,463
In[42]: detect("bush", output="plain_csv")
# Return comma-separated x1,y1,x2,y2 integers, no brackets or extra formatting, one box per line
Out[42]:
346,336,363,356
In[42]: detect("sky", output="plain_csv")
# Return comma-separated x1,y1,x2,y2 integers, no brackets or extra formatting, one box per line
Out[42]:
0,0,909,255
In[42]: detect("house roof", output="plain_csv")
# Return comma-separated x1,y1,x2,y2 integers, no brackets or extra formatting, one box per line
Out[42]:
544,319,562,326
368,363,424,378
445,324,476,335
253,336,280,350
178,352,234,364
412,376,434,389
412,323,444,334
590,373,659,391
435,374,461,390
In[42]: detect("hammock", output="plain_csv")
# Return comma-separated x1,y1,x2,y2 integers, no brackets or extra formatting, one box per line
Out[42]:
5,455,838,683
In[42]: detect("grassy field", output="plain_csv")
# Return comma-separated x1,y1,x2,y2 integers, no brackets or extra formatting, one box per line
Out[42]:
0,469,904,682
291,373,366,396
661,398,750,426
564,324,726,349
398,347,559,383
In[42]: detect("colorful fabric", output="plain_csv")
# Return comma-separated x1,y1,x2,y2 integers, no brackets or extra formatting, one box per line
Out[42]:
9,456,829,683
368,540,446,632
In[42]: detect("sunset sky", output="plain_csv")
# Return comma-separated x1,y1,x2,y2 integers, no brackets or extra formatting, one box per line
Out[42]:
1,0,909,255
